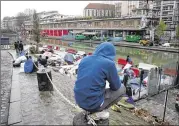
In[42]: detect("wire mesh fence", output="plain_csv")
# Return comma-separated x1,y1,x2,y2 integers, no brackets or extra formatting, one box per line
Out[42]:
147,61,179,97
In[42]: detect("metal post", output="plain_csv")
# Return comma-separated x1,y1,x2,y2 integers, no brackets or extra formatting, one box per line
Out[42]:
158,67,162,93
175,61,179,88
139,70,144,99
162,89,169,122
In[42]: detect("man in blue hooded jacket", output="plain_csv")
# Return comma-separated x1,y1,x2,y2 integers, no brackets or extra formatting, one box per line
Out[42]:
74,42,126,120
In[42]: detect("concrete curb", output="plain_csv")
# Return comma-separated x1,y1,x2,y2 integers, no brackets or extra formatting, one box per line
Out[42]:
7,51,22,125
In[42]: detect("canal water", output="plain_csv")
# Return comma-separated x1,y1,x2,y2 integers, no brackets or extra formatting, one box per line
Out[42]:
42,38,179,67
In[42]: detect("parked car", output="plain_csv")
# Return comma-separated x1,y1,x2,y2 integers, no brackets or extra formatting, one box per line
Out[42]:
139,39,153,46
175,94,179,112
162,43,170,47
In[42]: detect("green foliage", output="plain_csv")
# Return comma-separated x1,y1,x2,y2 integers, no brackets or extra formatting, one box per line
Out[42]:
156,20,167,39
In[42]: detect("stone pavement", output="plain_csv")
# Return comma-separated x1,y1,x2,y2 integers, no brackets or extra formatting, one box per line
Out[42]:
1,51,13,125
136,89,179,125
8,50,76,125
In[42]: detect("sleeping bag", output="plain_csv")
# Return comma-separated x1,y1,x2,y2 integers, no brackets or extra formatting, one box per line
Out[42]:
24,59,34,73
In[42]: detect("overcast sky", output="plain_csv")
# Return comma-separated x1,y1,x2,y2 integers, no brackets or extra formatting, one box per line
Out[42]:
1,1,108,19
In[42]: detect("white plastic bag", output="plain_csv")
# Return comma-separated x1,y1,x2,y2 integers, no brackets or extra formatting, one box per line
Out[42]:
20,63,25,73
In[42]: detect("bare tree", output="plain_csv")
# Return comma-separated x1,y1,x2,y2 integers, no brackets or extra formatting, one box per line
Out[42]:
15,12,28,31
32,10,40,52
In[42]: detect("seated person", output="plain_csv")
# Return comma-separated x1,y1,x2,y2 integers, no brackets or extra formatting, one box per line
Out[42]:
126,55,132,64
124,67,135,79
24,56,34,73
74,42,126,120
37,55,42,64
40,56,48,67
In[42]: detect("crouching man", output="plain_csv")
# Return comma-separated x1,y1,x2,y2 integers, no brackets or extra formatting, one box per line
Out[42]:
74,42,126,120
24,56,34,73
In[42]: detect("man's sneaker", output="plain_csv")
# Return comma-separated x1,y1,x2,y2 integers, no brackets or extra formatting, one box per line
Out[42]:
89,110,109,120
117,97,135,109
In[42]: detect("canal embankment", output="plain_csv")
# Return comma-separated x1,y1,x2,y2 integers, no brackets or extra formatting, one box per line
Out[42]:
42,37,179,53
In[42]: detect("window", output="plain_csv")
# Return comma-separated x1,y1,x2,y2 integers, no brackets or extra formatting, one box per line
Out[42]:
163,7,168,10
54,24,58,28
105,10,108,16
93,10,96,16
94,22,100,27
100,10,102,17
169,5,173,10
109,10,112,17
102,10,104,17
92,10,94,16
163,12,168,15
50,24,53,28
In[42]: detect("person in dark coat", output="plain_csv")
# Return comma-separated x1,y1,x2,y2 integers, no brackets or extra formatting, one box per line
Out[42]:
37,55,42,64
14,42,18,53
40,56,48,67
17,41,20,52
126,55,132,64
19,41,24,53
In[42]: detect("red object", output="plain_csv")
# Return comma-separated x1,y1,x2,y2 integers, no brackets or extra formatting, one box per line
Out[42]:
88,53,92,55
54,30,57,36
66,49,77,54
131,67,140,77
54,46,59,50
47,45,52,49
163,68,177,76
42,29,69,36
118,58,133,66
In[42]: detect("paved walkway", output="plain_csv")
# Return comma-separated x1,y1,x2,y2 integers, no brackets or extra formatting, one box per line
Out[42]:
8,50,75,125
1,51,13,125
136,89,179,125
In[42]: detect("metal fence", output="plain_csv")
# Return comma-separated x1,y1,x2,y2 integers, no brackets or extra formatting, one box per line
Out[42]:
147,61,179,97
136,61,179,124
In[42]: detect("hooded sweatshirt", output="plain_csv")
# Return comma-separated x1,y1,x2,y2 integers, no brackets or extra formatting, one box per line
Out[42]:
24,59,34,73
74,42,121,112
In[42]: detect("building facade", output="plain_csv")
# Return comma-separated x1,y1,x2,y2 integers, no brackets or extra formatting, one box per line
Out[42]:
23,16,159,40
115,1,139,17
83,3,115,18
115,2,122,17
153,0,178,25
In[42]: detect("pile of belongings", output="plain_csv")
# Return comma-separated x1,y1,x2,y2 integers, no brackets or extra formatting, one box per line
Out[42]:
117,63,148,101
13,51,27,67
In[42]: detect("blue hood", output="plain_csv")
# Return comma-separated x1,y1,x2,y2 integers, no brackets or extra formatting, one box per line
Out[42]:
93,42,116,61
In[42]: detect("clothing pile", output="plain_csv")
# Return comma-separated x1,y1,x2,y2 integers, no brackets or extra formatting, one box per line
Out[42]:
13,51,27,67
